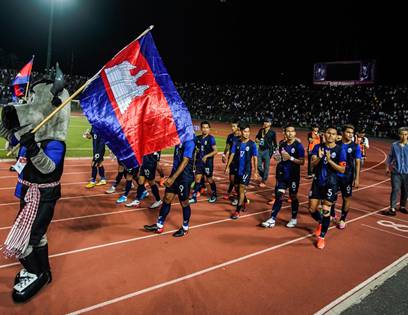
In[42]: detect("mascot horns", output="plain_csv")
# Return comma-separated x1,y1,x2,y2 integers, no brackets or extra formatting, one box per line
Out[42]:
50,62,65,96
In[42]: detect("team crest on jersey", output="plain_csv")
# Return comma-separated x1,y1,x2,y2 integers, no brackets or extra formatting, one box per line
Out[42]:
291,148,295,154
331,152,337,158
348,147,352,153
245,146,250,151
204,141,207,145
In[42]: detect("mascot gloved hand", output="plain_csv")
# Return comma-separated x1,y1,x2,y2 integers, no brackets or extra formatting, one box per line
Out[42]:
20,132,40,157
1,105,20,131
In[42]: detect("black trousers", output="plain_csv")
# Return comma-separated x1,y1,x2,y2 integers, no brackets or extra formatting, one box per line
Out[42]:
18,200,57,246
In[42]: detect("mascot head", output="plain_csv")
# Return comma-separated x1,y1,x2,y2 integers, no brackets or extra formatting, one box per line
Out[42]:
1,63,71,142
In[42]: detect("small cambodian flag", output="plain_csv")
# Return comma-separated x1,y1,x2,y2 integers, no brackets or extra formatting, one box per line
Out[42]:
12,56,34,98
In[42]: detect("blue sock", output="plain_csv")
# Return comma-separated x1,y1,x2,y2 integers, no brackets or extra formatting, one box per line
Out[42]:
98,166,105,179
136,184,146,200
320,216,330,237
151,184,160,201
271,191,284,219
124,180,132,196
193,182,201,195
182,205,191,229
291,198,299,219
158,203,171,226
114,171,124,187
311,210,322,223
91,166,97,182
210,182,217,196
227,182,234,194
330,204,336,217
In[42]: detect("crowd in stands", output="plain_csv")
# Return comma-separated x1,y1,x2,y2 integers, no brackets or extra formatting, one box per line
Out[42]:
1,67,407,138
0,68,87,103
177,83,407,138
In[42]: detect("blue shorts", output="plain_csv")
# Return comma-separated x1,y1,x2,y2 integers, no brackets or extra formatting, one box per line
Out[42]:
309,176,338,203
140,163,157,180
165,179,193,201
124,166,139,178
276,177,300,195
92,147,105,164
338,173,353,198
195,159,214,177
235,173,251,186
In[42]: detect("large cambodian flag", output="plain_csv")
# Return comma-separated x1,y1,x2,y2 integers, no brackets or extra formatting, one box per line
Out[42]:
80,31,194,168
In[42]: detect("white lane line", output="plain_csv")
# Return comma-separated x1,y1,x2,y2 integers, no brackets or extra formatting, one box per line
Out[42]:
0,198,283,270
66,205,390,315
0,181,91,191
0,178,232,208
315,253,408,315
0,169,117,180
361,224,408,239
0,171,390,229
347,206,408,224
360,145,387,173
0,181,234,231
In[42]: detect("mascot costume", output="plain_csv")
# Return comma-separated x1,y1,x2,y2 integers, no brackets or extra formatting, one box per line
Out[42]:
0,63,70,303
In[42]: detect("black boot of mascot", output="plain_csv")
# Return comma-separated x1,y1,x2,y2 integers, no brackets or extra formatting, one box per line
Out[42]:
12,249,50,303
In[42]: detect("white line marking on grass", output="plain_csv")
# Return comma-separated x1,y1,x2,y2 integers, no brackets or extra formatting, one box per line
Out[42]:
66,205,390,315
315,253,408,315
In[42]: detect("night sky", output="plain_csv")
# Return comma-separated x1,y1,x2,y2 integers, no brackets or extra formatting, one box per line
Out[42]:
0,1,406,84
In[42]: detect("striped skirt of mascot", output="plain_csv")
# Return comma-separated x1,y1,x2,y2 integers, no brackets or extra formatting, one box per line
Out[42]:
0,65,70,303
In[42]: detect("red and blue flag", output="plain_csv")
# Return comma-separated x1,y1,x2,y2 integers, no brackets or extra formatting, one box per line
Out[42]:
12,56,34,98
80,32,194,169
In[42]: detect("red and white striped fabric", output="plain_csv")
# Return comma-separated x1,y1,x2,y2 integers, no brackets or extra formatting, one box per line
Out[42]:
1,178,59,259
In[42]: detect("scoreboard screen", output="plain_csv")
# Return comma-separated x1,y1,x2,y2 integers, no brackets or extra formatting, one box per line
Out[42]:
313,61,375,85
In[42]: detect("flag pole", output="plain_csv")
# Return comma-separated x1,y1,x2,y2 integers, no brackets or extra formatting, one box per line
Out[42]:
23,55,35,101
7,25,154,157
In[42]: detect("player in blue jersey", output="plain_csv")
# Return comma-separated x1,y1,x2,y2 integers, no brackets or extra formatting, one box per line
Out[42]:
84,127,107,188
222,120,241,200
144,139,195,237
330,124,361,229
125,151,162,209
115,164,139,204
262,124,305,228
225,123,258,219
309,127,347,249
189,121,218,203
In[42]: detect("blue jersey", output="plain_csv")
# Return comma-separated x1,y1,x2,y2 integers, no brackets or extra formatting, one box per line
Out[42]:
337,141,362,177
276,140,305,181
142,151,161,168
226,133,240,154
312,144,346,186
172,140,195,181
195,134,216,162
231,140,258,176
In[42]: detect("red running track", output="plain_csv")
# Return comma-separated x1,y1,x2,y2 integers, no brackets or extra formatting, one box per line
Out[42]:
0,129,407,315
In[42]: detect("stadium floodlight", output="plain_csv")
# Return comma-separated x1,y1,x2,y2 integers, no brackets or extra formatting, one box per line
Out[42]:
46,0,73,70
45,0,55,70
